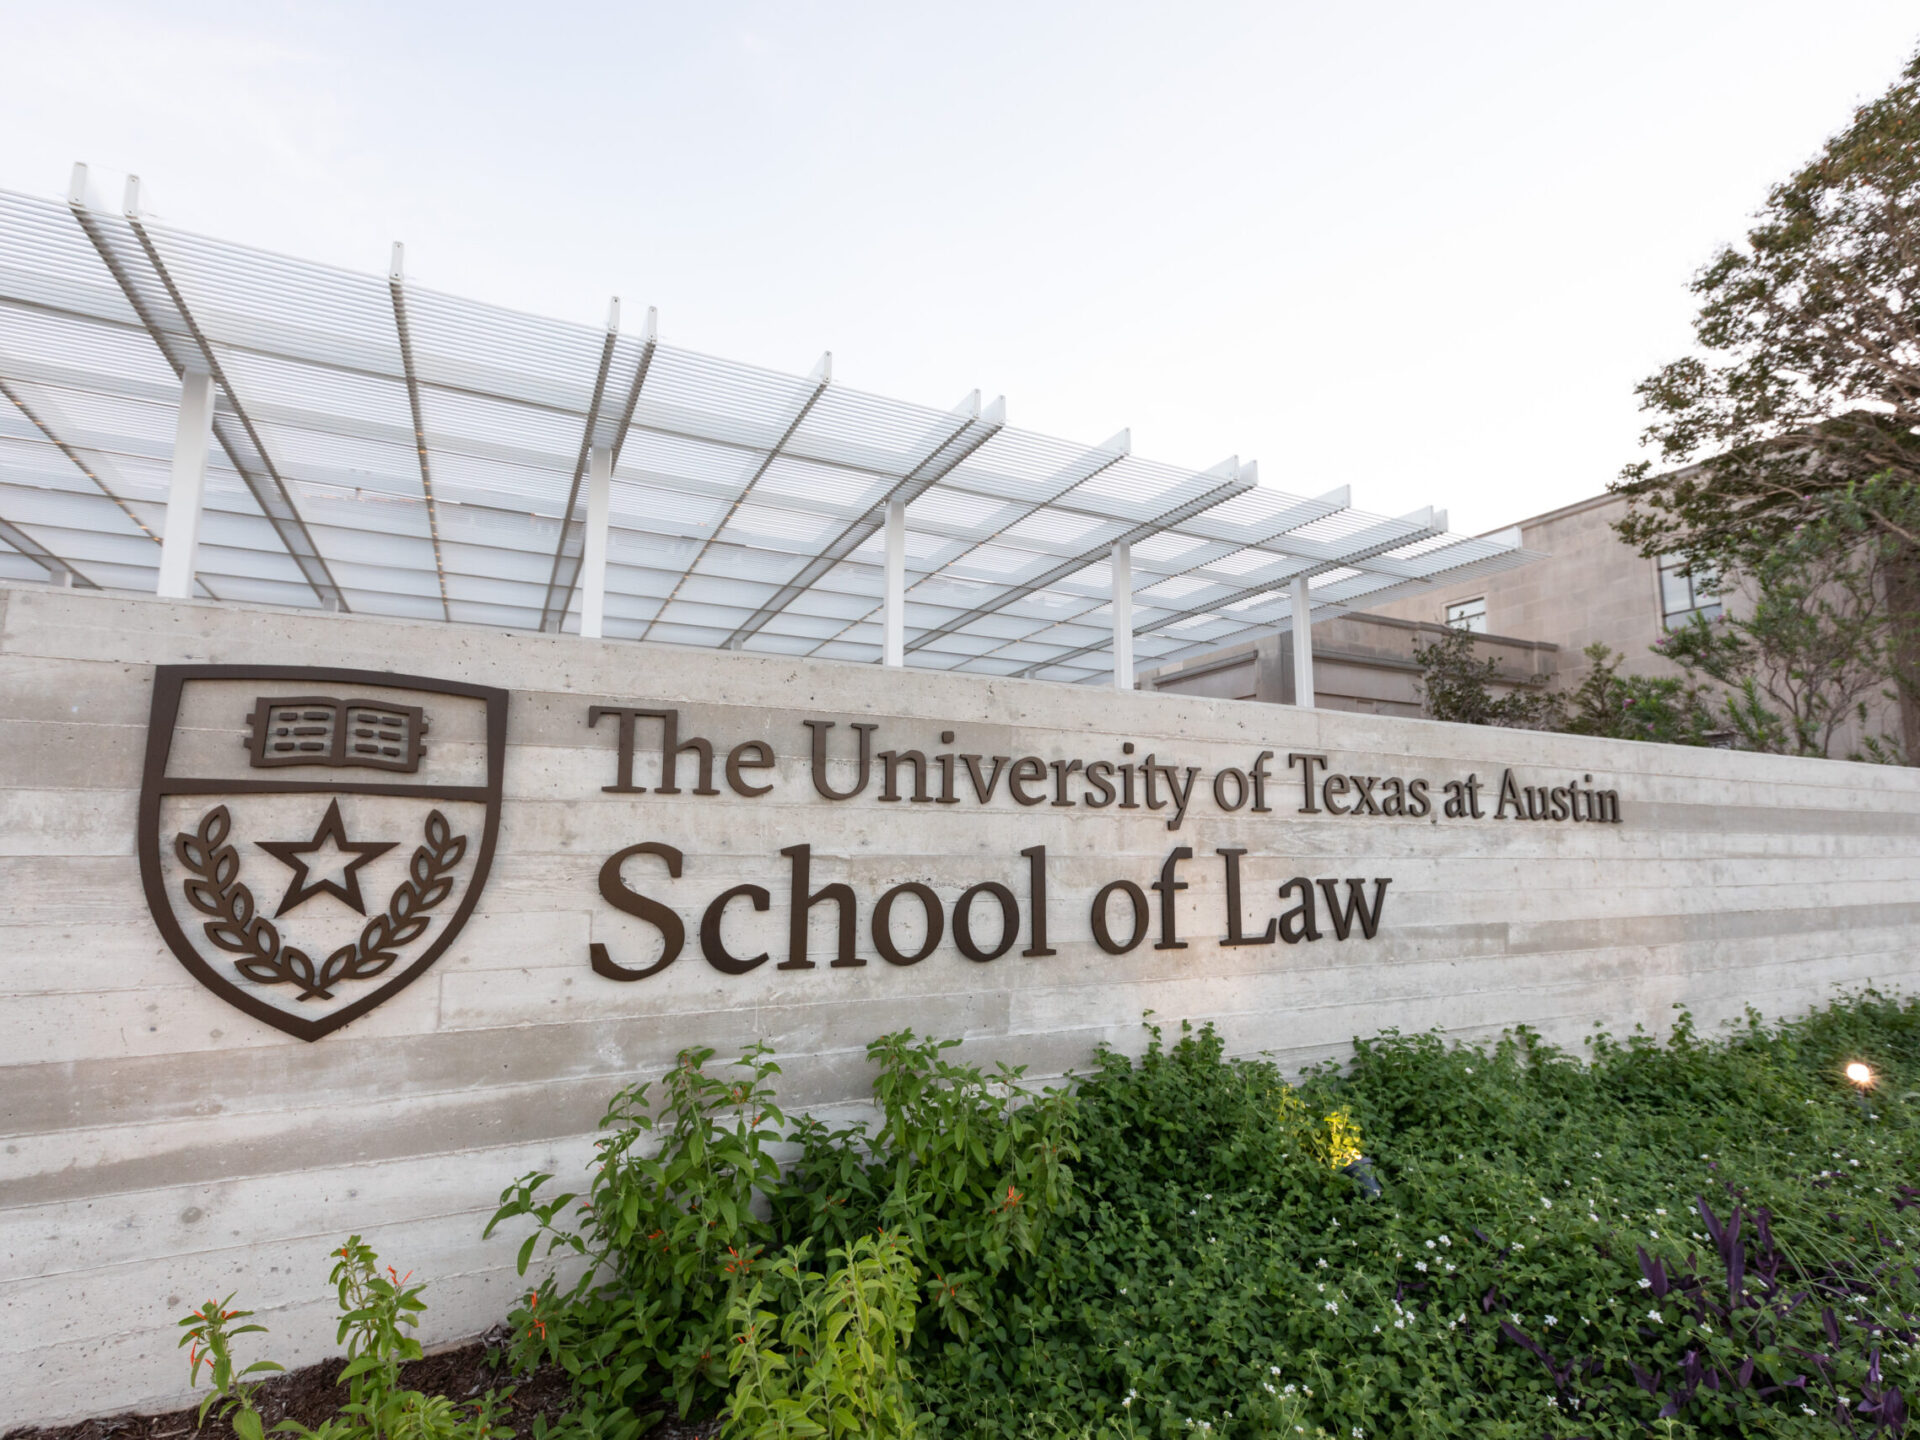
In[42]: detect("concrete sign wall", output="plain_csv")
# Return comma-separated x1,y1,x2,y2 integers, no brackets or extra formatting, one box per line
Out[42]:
5,582,1920,1424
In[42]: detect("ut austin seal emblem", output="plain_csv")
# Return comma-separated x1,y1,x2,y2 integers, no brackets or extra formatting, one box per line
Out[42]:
139,665,507,1041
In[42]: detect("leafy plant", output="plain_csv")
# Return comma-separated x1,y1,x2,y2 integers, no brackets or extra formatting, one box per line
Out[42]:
177,1237,512,1440
1411,625,1565,731
179,1295,284,1440
776,1031,1079,1358
1652,488,1911,757
1614,42,1920,758
1564,642,1721,746
723,1231,926,1439
488,1043,786,1429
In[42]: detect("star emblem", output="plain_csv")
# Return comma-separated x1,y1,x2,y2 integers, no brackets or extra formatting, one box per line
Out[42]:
257,799,397,916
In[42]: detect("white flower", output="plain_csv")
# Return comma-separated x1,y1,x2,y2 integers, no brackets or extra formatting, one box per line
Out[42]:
1540,1198,1553,1209
1415,1261,1427,1272
1318,1258,1329,1268
1544,1315,1557,1326
1650,1230,1659,1239
1638,1278,1652,1289
1353,1429,1365,1438
1325,1300,1339,1313
1439,1235,1450,1246
1655,1208,1666,1215
1393,1317,1405,1329
1510,1313,1522,1324
1119,1287,1127,1295
1445,1263,1455,1273
1648,1309,1663,1323
1464,1067,1473,1074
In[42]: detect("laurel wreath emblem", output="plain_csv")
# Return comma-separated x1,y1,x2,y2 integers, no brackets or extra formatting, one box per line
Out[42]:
174,805,467,1001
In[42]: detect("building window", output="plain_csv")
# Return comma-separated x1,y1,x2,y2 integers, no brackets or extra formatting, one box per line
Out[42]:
1658,554,1722,629
1445,597,1487,633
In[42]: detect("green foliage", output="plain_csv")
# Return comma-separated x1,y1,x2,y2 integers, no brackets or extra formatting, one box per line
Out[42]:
179,1294,284,1439
487,1043,786,1429
1614,43,1920,755
948,1000,1920,1438
1564,642,1720,746
491,1034,1075,1432
177,1237,513,1440
489,1000,1920,1437
1652,485,1913,757
1410,626,1564,731
776,1031,1078,1358
724,1232,926,1440
1616,46,1920,560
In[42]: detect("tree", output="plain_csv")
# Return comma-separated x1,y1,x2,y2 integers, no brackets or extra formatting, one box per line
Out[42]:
1411,626,1565,730
1562,642,1719,746
1613,45,1920,756
1653,491,1905,758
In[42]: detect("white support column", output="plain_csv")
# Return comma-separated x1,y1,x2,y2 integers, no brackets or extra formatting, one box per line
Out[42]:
1289,575,1315,708
579,444,612,638
156,369,215,599
1111,540,1134,690
882,497,906,666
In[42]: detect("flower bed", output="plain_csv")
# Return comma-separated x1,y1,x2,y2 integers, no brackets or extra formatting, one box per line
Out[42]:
26,993,1920,1439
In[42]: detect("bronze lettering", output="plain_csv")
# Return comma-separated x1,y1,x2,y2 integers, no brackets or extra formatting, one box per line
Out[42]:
1091,879,1149,954
872,882,943,966
953,881,1018,962
593,841,685,980
725,740,775,797
701,884,771,974
805,720,877,801
1008,756,1047,806
1217,848,1276,947
780,842,860,968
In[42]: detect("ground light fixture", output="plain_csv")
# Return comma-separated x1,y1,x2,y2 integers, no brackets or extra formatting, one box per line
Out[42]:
1847,1061,1875,1119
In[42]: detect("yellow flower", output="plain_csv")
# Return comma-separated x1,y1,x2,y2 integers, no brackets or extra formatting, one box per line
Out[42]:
1276,1086,1364,1171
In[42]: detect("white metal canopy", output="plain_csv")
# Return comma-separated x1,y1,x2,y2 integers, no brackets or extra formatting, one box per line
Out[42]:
0,170,1538,686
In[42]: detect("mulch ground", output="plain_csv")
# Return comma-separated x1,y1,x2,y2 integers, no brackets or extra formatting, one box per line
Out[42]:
1,1331,720,1440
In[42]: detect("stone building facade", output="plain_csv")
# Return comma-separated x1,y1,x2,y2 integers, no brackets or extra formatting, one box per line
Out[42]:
1142,490,1901,761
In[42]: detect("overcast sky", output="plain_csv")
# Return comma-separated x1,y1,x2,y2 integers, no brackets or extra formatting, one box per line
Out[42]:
4,1,1916,534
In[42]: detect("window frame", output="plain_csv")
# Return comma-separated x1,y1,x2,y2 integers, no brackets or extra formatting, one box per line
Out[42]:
1656,553,1723,630
1445,596,1488,634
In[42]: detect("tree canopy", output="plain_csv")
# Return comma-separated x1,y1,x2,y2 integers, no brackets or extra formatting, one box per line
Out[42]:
1615,46,1920,564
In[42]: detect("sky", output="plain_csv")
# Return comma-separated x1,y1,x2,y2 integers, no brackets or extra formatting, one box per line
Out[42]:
3,0,1916,534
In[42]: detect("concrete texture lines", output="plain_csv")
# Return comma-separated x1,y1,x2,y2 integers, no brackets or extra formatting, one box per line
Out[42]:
3,580,1919,1424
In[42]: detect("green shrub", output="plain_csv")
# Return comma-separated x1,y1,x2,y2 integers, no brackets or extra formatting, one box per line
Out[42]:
486,996,1920,1438
177,1235,513,1439
724,1231,926,1439
487,1042,786,1429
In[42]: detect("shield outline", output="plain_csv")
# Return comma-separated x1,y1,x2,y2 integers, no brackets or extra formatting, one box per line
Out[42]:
139,664,509,1042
